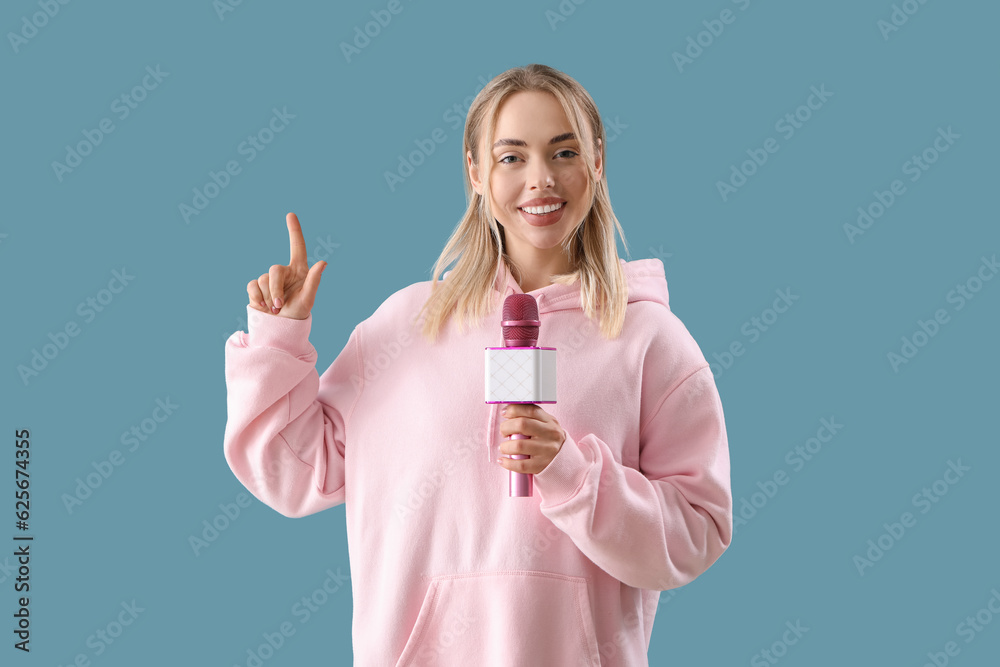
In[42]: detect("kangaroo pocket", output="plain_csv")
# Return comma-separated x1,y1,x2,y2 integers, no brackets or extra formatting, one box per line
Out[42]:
395,570,602,667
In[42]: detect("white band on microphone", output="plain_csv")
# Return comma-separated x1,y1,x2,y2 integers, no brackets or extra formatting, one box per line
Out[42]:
484,347,557,403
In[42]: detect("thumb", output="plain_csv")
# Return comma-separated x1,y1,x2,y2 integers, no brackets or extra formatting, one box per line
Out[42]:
301,261,327,301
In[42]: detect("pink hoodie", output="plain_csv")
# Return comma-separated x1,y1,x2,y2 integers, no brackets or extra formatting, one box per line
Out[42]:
223,257,732,666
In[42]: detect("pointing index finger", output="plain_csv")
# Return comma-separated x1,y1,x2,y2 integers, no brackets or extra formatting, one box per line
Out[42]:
287,212,307,267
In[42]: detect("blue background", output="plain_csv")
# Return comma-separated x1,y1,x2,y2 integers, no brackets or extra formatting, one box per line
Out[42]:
3,1,998,665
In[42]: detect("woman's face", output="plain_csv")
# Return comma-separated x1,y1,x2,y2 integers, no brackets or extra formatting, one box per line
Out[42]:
468,90,602,266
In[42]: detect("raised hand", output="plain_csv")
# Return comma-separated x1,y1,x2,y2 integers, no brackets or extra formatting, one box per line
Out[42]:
246,212,327,321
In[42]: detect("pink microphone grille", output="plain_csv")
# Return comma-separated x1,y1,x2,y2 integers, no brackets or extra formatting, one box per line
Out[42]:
502,293,540,345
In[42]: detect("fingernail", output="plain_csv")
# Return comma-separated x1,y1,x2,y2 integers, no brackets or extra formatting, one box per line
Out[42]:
260,301,266,308
273,297,282,309
501,406,507,416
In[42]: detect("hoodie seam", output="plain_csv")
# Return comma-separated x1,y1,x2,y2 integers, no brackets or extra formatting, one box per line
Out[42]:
344,321,366,433
273,324,366,484
276,429,315,470
638,364,710,438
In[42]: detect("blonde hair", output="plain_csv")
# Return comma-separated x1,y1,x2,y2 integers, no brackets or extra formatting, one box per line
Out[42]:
414,63,631,343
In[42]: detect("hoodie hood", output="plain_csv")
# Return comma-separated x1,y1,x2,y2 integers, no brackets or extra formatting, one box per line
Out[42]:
444,256,671,313
444,257,673,464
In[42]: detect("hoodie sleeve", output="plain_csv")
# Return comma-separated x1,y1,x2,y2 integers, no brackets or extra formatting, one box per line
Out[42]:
223,304,364,518
532,364,732,591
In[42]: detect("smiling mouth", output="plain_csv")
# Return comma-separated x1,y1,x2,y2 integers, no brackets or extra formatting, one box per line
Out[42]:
518,202,565,215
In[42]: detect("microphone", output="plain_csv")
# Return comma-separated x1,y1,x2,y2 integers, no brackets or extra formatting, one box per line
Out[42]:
485,293,557,497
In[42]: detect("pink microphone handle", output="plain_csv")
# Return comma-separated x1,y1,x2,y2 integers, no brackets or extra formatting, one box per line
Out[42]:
507,433,533,497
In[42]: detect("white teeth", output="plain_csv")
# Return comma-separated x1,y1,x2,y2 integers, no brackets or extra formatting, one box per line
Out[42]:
520,202,564,215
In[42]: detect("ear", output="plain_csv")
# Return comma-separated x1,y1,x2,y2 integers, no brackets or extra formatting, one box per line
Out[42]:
468,150,483,196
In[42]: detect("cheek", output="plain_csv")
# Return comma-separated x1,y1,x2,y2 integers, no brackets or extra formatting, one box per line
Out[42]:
561,169,590,199
491,179,520,211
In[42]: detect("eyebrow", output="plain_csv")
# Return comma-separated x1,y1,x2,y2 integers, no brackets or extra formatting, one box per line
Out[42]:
492,132,576,150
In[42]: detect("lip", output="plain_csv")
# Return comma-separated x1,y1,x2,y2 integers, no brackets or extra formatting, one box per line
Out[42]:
518,201,566,227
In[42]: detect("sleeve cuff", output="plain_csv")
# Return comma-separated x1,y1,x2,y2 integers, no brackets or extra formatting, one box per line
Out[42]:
245,304,315,358
533,430,592,506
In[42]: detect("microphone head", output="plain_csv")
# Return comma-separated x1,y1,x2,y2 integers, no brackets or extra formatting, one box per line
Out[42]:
502,293,540,346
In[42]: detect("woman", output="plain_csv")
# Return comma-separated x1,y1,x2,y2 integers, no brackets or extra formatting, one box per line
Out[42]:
225,63,733,666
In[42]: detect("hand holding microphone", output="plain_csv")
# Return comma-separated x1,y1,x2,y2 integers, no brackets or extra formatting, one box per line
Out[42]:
497,404,567,475
485,293,562,497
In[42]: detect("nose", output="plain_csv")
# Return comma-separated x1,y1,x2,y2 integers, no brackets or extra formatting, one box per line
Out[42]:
527,160,555,189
